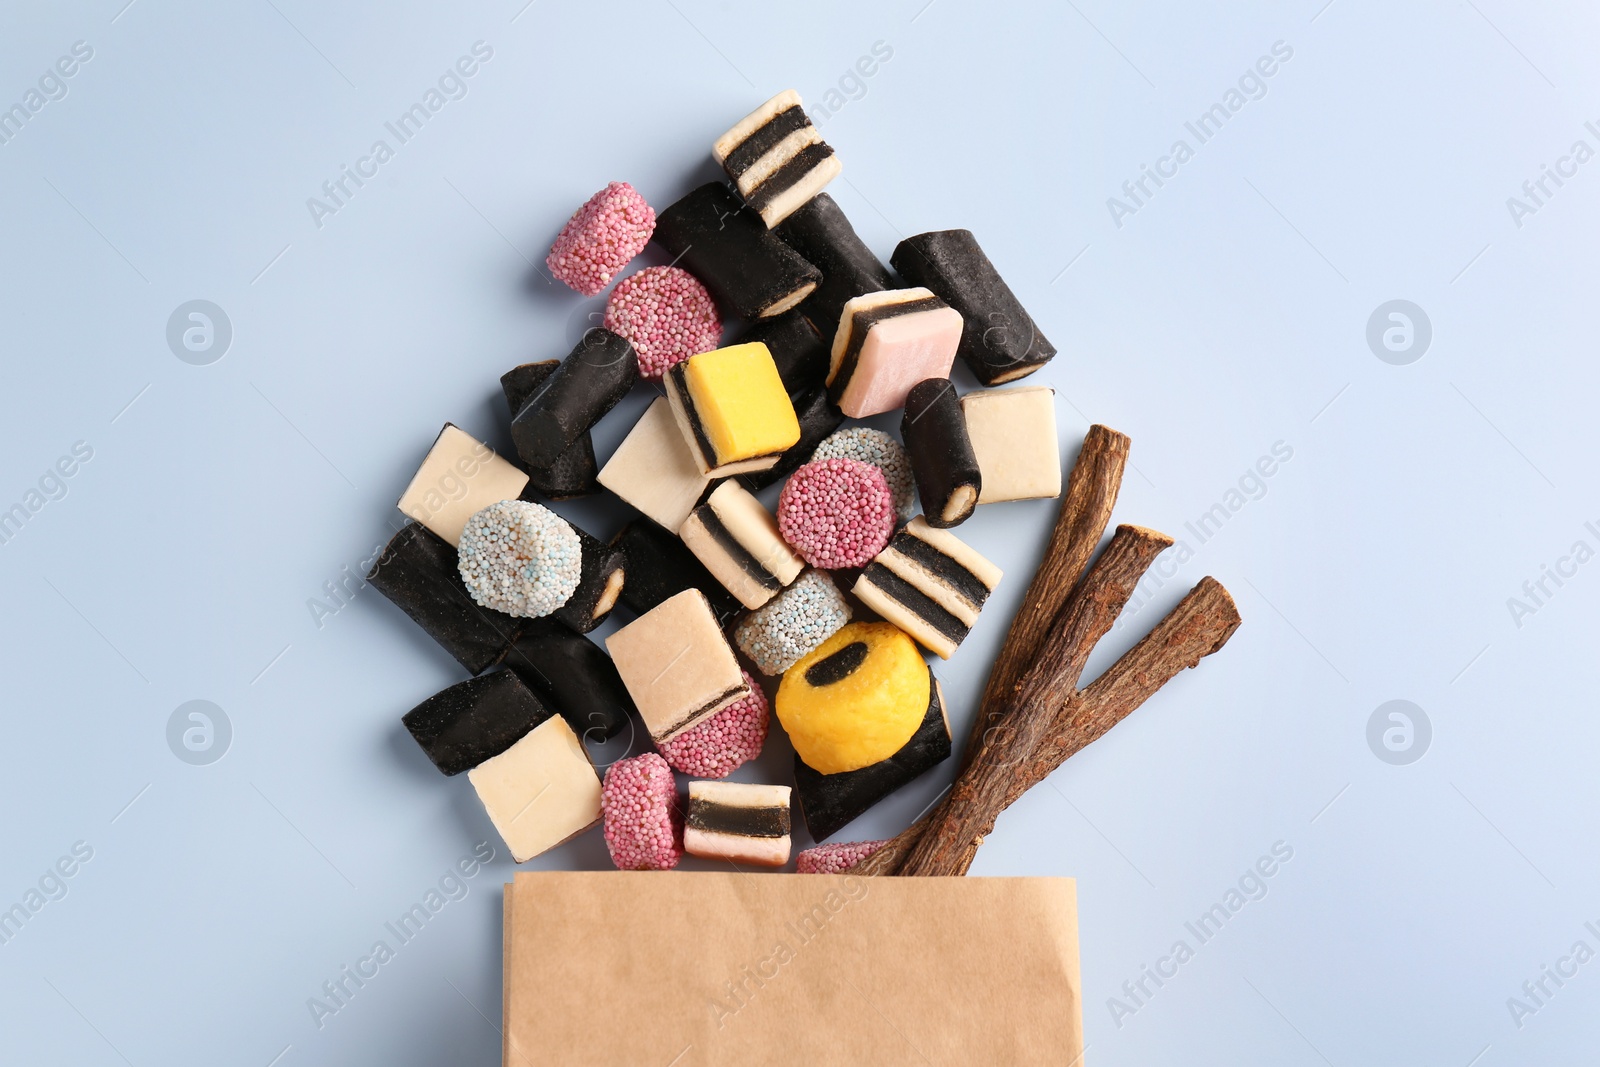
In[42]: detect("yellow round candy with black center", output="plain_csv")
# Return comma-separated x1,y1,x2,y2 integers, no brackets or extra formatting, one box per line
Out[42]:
776,622,929,774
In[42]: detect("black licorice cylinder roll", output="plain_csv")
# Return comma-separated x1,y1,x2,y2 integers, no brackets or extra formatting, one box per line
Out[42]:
501,360,599,499
890,229,1057,385
774,193,893,344
510,328,638,469
611,519,743,624
402,670,554,776
652,183,822,320
498,621,634,741
367,522,522,674
550,526,625,634
733,310,829,397
901,378,982,528
738,384,844,492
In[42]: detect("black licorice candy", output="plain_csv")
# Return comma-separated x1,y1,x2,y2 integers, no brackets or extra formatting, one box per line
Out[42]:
891,229,1057,385
611,519,742,624
732,310,830,397
367,522,521,674
794,673,951,841
402,670,554,776
738,384,843,492
902,378,982,529
501,361,599,499
498,621,634,741
652,183,821,320
550,526,625,634
509,328,638,469
774,193,893,345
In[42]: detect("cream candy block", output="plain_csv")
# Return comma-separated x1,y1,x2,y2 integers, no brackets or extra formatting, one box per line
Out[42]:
468,715,602,863
397,423,529,546
828,289,962,418
960,386,1063,503
680,481,804,610
597,397,713,533
605,589,750,742
684,781,792,867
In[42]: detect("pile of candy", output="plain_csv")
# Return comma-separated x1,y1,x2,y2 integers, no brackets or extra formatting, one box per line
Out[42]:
371,90,1066,871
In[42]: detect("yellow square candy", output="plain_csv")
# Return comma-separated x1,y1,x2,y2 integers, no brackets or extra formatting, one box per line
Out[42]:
683,343,800,465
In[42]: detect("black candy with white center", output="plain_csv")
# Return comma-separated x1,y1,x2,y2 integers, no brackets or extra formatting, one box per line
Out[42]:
901,378,982,529
652,183,821,320
509,328,638,469
891,229,1057,386
550,525,625,634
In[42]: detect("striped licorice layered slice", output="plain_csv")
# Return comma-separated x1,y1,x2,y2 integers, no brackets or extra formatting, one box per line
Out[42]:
684,781,792,867
680,480,804,610
713,89,841,228
826,288,963,418
853,517,1003,659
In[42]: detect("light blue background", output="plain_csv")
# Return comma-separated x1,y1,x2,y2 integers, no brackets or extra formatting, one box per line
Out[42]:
1,0,1595,1063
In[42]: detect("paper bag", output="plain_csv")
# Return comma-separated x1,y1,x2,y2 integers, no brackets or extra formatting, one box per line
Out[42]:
503,871,1082,1065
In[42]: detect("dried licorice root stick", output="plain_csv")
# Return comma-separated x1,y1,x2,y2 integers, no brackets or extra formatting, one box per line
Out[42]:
964,425,1129,772
939,576,1243,875
897,525,1173,878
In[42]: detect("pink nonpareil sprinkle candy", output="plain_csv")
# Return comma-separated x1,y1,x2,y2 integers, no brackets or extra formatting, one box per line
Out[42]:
796,840,886,874
546,182,656,297
777,458,895,569
657,671,769,778
604,266,723,380
601,753,683,871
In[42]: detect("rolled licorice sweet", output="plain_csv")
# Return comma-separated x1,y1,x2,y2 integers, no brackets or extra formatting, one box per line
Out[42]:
367,522,522,674
683,781,792,867
499,620,634,741
890,229,1057,385
652,183,821,320
794,673,951,842
510,328,638,469
549,526,625,634
713,89,840,228
852,517,1003,660
611,519,742,624
500,360,598,500
774,193,892,344
733,309,829,397
402,669,554,776
901,378,981,528
738,384,844,492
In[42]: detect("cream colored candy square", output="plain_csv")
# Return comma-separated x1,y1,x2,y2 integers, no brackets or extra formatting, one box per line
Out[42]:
397,423,529,547
597,397,713,533
468,716,601,864
961,387,1062,503
605,589,749,742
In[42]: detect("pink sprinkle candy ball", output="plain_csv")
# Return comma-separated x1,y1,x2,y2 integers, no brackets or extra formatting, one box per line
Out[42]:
601,752,682,871
778,458,895,569
545,181,655,296
657,671,768,778
604,266,723,379
796,840,887,874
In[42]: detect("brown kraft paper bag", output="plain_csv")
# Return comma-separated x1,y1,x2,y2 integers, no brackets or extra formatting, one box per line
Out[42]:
503,870,1083,1065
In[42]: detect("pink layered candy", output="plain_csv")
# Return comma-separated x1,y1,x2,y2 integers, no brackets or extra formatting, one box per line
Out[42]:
604,266,723,380
777,458,895,570
796,840,887,874
546,182,656,296
601,753,683,871
657,671,769,778
828,288,963,417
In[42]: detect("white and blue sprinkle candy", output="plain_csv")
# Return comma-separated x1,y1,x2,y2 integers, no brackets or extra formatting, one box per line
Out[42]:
734,569,851,676
457,499,582,618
